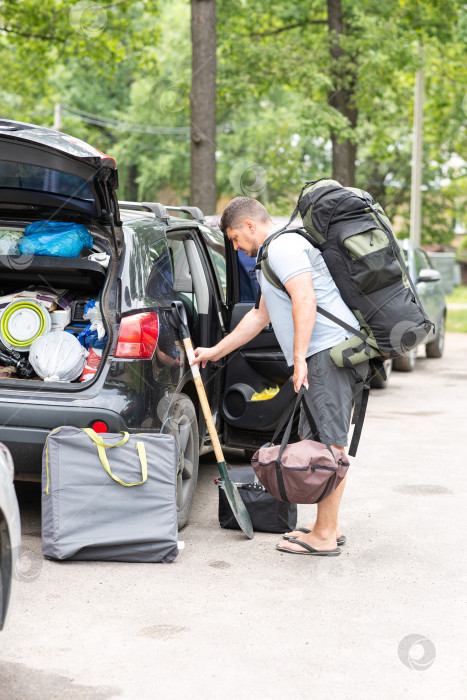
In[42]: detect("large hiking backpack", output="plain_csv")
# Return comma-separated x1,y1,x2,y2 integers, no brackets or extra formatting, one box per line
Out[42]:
256,178,434,366
255,178,434,457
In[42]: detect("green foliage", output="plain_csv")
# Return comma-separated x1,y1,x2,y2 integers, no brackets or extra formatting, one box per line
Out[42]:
0,0,465,241
446,309,467,333
0,0,160,123
446,286,467,304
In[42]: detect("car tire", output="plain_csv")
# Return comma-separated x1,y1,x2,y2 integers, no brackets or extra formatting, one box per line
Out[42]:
393,348,417,372
164,394,199,530
426,313,445,358
370,359,393,389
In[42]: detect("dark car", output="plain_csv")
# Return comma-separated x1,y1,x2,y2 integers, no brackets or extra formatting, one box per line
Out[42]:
0,120,300,527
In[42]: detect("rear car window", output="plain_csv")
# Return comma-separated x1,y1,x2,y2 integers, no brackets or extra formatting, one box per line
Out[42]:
0,162,94,200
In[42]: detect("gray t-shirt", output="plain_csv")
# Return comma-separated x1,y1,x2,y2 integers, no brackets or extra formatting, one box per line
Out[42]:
256,230,360,366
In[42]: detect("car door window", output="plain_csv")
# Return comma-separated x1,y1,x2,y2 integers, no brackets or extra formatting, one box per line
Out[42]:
148,237,198,317
237,250,259,303
148,238,175,300
200,227,227,302
168,238,198,322
417,249,433,270
413,249,423,278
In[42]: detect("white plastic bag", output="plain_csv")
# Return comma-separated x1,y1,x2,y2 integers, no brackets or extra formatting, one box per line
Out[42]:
0,231,23,255
29,331,87,382
83,299,105,340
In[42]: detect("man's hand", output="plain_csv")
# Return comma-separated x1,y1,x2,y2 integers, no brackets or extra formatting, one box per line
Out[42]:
190,346,221,368
189,299,270,369
293,357,309,393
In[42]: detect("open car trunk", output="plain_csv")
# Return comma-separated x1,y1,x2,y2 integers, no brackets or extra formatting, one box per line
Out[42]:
0,120,122,389
0,223,113,389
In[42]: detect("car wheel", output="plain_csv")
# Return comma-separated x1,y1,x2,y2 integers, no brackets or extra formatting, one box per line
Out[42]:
426,314,445,358
370,359,393,389
164,394,199,530
393,348,417,372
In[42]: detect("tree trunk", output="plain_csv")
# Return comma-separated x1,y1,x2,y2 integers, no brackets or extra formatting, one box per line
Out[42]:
126,163,139,201
327,0,357,186
190,0,217,214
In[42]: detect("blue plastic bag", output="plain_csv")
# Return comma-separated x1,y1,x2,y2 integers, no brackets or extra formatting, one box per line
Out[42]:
78,325,107,349
19,221,93,258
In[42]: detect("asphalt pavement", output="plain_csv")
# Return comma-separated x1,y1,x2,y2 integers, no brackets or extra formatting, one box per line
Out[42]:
1,333,466,699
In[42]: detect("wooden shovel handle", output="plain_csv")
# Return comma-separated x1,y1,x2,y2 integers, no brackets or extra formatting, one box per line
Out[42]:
183,338,225,464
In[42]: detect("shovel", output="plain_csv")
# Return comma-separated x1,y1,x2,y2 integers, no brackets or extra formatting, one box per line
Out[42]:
169,301,254,539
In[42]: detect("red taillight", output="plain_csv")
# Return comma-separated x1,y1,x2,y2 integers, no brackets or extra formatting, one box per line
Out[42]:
90,421,108,433
115,312,159,359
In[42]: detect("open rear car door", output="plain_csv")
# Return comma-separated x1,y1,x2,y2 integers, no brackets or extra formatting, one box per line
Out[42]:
221,238,297,453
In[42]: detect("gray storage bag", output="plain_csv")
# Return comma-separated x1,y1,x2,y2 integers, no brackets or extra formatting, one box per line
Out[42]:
42,427,179,563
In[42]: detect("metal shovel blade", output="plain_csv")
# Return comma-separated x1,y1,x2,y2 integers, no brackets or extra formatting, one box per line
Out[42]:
217,460,254,539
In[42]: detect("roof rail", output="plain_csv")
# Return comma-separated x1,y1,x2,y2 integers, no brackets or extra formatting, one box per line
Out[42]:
118,201,170,223
118,201,205,224
164,205,205,224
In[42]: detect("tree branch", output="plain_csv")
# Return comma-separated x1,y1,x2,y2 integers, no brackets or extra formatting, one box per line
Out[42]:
53,0,131,15
0,25,66,42
0,0,131,43
250,19,327,38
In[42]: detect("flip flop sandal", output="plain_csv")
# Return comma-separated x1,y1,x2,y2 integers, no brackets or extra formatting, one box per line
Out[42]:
283,527,346,546
276,537,341,557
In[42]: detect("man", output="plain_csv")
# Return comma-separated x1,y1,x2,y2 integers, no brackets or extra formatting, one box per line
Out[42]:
191,197,368,556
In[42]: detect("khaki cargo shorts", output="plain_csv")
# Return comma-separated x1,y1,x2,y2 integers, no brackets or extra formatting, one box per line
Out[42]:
298,348,369,448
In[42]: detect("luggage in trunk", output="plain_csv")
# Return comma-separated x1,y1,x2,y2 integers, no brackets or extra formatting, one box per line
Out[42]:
0,248,111,385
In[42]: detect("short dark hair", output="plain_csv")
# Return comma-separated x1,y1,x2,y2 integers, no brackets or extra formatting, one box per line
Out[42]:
219,197,271,234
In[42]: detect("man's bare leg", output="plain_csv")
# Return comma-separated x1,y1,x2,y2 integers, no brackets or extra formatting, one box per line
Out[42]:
280,445,347,552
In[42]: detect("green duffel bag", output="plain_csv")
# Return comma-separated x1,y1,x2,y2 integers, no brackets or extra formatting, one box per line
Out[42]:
42,427,179,563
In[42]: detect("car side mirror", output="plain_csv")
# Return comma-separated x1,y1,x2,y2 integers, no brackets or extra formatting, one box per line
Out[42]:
418,268,441,283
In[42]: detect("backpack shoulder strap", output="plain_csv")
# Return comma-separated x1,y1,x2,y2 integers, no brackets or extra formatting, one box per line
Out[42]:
255,229,370,344
255,227,316,293
348,383,370,457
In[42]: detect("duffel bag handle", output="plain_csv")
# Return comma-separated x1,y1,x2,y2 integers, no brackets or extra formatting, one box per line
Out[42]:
82,429,148,487
273,386,335,463
272,387,335,503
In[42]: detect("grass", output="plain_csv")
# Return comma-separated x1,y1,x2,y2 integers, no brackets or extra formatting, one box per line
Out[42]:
446,309,467,333
445,286,467,332
446,285,467,305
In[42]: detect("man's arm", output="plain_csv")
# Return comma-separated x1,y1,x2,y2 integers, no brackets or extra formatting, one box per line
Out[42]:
191,294,270,367
284,271,316,392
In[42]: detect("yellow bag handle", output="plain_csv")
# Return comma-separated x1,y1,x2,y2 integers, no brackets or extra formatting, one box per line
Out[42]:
82,429,148,487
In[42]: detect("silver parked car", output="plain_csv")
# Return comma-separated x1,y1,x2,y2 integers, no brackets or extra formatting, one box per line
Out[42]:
391,239,447,372
0,443,20,629
370,239,446,386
